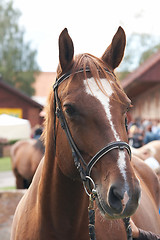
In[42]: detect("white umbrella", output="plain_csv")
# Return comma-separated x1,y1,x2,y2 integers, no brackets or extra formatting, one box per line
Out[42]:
0,114,31,140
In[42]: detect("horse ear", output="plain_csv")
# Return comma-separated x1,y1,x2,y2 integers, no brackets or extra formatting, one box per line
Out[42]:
101,26,126,70
59,28,74,72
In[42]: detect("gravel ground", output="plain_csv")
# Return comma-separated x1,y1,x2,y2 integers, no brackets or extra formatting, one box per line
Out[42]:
0,172,21,240
0,190,26,240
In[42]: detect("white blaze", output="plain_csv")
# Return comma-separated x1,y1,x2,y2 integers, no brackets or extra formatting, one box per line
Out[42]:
84,78,127,181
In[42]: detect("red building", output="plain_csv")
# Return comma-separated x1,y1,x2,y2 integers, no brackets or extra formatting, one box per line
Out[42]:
0,79,43,127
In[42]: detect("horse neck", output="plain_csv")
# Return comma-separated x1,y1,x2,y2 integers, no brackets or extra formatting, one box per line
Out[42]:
38,148,89,238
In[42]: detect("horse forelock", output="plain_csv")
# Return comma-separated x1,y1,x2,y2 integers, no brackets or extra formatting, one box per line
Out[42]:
57,53,126,103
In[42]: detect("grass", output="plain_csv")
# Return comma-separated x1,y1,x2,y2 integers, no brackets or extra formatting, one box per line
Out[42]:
0,186,16,190
0,157,12,172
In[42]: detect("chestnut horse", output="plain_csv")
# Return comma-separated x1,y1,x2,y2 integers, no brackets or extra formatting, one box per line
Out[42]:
131,140,160,180
11,27,160,240
131,140,160,166
11,139,45,189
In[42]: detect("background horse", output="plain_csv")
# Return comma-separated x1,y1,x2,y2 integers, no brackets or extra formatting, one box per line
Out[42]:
11,139,45,189
11,27,160,240
131,140,160,180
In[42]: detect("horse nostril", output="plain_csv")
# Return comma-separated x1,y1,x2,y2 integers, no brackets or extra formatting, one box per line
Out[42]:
108,185,125,214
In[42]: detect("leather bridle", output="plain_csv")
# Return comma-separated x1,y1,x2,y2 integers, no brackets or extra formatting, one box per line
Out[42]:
53,67,131,191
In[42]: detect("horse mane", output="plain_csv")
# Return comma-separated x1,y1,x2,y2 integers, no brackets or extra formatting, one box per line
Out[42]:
42,53,125,147
41,90,55,150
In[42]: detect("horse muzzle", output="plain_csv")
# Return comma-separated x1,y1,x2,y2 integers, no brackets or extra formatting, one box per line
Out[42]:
95,180,141,219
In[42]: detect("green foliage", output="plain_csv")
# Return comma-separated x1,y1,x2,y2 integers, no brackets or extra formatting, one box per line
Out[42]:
0,157,12,172
117,71,130,81
0,0,40,96
0,186,16,190
139,43,160,65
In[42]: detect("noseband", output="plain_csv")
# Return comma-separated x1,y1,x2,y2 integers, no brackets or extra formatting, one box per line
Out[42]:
53,67,132,240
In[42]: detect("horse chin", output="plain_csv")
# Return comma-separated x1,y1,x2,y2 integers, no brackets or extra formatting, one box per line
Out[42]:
95,189,139,220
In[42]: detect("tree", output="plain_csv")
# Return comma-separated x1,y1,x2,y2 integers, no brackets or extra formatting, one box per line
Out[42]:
0,0,39,96
118,33,160,80
139,43,160,65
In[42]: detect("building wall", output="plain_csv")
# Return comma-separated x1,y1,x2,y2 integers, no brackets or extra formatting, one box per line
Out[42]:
130,84,160,121
0,86,42,127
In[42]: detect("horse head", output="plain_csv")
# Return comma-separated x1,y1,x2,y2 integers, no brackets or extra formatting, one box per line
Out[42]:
52,27,141,220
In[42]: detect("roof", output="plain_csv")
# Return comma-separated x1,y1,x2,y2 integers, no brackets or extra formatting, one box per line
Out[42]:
33,72,56,97
0,79,43,109
32,72,56,106
121,51,160,99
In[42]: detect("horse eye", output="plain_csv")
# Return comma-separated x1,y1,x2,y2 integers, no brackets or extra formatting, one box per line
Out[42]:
64,104,76,116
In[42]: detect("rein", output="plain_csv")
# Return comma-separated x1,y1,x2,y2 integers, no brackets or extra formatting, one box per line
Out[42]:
53,67,133,240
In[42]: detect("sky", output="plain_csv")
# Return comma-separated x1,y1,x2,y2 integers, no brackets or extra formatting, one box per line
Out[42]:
13,0,160,72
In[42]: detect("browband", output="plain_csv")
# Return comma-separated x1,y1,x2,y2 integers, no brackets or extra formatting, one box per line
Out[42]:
53,67,115,90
